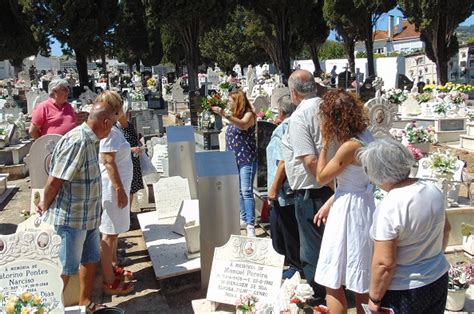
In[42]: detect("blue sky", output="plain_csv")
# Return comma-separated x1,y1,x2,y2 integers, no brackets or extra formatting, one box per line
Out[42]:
49,8,474,56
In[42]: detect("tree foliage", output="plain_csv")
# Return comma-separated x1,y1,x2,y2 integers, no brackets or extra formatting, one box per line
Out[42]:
199,6,268,72
319,41,346,60
398,0,474,84
0,0,47,70
294,0,330,76
323,0,395,76
21,0,119,87
146,0,232,90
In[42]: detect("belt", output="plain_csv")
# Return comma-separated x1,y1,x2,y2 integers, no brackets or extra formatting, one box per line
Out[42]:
295,187,333,199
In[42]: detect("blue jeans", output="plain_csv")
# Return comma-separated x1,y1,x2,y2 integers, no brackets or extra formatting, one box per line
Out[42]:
55,225,100,276
294,187,333,304
238,161,257,225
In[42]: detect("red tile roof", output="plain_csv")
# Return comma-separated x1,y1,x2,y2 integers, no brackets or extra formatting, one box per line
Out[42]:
373,20,420,42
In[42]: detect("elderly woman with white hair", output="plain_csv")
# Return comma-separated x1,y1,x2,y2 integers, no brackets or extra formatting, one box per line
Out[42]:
358,138,450,313
29,78,77,139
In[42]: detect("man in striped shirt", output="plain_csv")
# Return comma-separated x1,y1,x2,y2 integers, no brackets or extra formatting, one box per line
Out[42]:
37,100,119,310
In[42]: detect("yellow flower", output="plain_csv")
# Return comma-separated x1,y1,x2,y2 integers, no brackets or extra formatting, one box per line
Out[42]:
20,307,30,314
37,308,45,314
32,295,42,305
20,292,32,302
8,296,18,303
5,302,15,314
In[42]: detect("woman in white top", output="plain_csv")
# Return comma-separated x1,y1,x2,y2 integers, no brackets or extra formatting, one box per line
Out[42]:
313,89,375,314
98,91,134,295
358,138,450,313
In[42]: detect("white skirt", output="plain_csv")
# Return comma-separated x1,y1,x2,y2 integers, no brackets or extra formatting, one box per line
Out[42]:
314,190,375,293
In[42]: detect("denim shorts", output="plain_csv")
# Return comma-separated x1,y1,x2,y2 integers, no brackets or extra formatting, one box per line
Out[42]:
55,225,100,276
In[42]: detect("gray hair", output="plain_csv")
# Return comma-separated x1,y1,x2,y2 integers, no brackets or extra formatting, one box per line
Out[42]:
288,71,316,96
88,101,117,121
48,79,69,97
357,138,415,186
277,95,294,117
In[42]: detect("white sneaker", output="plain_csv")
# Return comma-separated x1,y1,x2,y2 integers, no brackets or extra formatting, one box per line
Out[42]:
240,219,246,229
246,225,256,237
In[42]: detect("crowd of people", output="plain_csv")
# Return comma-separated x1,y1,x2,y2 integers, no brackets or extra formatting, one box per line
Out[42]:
31,72,451,313
34,86,142,312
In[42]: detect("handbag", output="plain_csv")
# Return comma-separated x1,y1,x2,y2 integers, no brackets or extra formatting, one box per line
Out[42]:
139,151,160,183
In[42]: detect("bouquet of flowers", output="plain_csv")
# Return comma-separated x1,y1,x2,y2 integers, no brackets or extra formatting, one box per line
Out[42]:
424,82,474,93
384,88,408,104
290,283,319,313
433,102,448,115
256,107,275,121
404,122,436,144
448,262,474,290
446,90,469,105
1,288,49,314
415,93,433,104
146,77,156,88
427,150,458,175
235,293,258,314
201,92,227,112
406,144,423,161
130,91,145,102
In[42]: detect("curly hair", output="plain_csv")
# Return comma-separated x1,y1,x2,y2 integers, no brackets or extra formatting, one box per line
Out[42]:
319,89,369,146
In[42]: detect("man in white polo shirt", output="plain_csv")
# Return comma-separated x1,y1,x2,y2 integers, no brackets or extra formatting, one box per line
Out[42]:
282,69,333,305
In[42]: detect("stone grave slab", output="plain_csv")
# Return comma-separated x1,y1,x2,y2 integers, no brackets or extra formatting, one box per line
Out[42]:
270,85,289,112
207,235,284,306
0,230,64,313
252,95,270,113
153,176,191,219
137,211,200,279
172,199,200,236
27,134,62,189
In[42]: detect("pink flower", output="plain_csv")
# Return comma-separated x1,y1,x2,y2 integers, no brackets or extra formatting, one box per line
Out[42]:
406,144,423,161
256,112,265,119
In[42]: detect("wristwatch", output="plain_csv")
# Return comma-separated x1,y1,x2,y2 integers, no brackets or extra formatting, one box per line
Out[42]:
369,295,381,305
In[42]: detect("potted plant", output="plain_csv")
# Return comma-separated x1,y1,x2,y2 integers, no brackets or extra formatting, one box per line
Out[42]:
404,122,436,153
384,88,408,105
433,102,448,117
427,150,458,178
446,262,473,311
200,92,227,130
406,144,423,177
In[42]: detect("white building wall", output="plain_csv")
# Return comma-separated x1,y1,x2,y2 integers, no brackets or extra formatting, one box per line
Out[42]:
393,40,424,53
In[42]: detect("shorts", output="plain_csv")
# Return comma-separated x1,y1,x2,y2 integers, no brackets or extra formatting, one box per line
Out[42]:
55,225,100,276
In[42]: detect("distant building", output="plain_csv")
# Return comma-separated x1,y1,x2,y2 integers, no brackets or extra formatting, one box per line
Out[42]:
405,43,474,85
355,16,424,55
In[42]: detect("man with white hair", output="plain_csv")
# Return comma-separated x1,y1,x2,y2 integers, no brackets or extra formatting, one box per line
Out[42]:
282,69,333,305
29,78,77,139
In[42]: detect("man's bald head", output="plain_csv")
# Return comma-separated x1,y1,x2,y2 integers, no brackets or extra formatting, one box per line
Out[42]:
88,101,118,122
288,70,316,96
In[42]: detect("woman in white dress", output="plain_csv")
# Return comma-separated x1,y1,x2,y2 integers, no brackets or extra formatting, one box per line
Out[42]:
313,89,375,314
98,91,134,295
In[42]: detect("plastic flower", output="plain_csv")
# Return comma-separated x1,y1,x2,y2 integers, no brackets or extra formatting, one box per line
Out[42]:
5,301,15,314
406,144,423,161
427,150,458,175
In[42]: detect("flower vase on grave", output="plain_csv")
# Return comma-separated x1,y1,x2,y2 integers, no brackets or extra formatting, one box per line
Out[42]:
446,288,467,311
411,142,430,154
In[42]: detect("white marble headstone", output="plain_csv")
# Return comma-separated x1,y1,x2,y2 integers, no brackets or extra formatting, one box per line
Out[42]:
27,134,62,189
153,176,191,219
401,94,421,116
252,95,271,113
172,199,200,236
270,84,290,112
365,95,398,138
0,231,64,313
78,87,97,106
207,235,284,306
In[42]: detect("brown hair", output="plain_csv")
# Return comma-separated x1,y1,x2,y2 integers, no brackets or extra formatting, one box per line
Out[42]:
229,90,255,118
319,89,369,146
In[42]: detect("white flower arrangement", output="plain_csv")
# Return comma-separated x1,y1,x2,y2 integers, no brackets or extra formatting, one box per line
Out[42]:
384,88,408,105
427,150,458,175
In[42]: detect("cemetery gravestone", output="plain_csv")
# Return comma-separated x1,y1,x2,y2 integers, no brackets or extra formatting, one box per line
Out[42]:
172,199,200,236
270,85,290,113
365,92,398,138
78,87,97,108
26,89,48,115
359,78,377,103
255,121,277,191
27,135,62,189
337,70,354,89
196,151,240,289
252,95,270,114
397,74,414,91
0,231,64,313
153,176,191,219
207,235,284,306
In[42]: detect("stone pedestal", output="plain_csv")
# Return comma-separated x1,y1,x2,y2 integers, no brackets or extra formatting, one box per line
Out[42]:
407,116,466,143
460,122,474,151
194,128,220,151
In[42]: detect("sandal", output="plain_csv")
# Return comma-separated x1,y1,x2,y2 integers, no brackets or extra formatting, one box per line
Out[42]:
86,302,107,314
113,265,134,280
103,278,134,296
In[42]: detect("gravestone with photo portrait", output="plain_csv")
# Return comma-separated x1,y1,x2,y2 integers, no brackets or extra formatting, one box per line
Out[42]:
27,134,62,189
207,235,284,306
0,230,64,313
